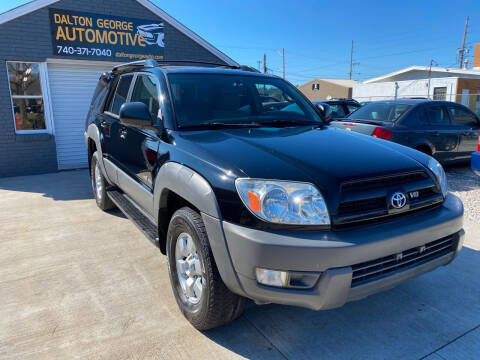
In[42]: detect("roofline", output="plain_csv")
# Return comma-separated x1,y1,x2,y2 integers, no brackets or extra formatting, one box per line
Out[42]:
299,78,359,86
0,0,239,67
364,65,480,83
0,0,59,24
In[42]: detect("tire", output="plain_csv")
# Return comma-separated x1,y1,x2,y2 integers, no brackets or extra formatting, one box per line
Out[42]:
90,152,116,211
166,207,244,330
415,145,432,156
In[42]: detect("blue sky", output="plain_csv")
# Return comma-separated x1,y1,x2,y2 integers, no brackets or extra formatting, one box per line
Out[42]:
2,0,479,84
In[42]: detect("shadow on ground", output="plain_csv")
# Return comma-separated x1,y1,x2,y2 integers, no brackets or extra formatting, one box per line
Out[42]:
0,169,93,201
205,247,480,360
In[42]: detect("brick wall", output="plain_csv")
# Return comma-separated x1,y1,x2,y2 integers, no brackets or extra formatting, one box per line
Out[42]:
0,0,227,177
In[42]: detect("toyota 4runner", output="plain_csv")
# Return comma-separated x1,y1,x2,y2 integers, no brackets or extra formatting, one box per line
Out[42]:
84,59,464,330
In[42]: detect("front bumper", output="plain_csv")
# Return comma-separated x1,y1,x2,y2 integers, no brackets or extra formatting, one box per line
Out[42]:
203,193,464,311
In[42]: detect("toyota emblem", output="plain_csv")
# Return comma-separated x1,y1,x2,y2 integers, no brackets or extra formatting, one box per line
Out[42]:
390,192,407,209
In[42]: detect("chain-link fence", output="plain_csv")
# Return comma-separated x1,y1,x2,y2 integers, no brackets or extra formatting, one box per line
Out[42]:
353,93,480,115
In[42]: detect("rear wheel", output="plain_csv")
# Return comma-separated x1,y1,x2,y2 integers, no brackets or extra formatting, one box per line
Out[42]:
415,145,432,156
166,207,244,330
90,152,115,211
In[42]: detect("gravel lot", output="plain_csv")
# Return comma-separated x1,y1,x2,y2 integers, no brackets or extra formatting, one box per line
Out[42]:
447,165,480,224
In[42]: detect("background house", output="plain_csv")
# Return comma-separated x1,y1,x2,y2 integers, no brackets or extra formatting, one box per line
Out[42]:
353,45,480,114
298,78,358,101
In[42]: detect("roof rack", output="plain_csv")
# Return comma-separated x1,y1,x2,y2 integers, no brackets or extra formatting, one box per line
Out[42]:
112,59,262,73
112,59,158,72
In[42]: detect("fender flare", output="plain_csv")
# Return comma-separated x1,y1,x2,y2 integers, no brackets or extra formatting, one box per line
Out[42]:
153,162,221,223
85,123,112,183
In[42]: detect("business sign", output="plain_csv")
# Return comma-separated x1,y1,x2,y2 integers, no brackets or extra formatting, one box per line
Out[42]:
49,8,165,61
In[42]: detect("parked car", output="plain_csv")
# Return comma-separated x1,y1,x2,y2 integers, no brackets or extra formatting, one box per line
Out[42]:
331,99,480,164
312,98,361,120
85,60,464,330
472,135,480,175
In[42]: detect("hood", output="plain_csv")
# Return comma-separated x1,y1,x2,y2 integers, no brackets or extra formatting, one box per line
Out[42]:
176,126,426,194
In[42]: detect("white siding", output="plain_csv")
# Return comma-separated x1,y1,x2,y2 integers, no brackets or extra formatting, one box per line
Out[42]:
353,78,458,102
47,62,116,170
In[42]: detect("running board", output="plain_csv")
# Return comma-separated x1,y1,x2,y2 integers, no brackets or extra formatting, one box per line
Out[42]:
107,190,160,247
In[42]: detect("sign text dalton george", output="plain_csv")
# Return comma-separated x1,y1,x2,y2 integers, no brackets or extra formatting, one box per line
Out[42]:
49,8,165,60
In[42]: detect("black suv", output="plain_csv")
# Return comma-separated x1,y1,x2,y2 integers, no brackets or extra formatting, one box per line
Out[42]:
85,60,464,330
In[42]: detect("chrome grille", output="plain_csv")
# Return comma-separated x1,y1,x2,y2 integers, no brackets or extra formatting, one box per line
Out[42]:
351,235,456,287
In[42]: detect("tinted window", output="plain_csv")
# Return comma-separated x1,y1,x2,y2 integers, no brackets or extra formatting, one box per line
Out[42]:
448,105,479,127
109,75,133,115
348,102,412,122
168,74,321,127
131,75,160,120
85,75,110,130
329,104,347,118
347,104,360,113
425,105,449,125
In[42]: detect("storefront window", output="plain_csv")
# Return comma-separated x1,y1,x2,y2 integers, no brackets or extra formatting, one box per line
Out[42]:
7,62,46,131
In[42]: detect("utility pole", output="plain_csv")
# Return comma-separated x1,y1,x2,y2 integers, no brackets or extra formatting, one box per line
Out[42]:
263,53,267,74
281,48,285,79
459,16,469,69
427,59,437,99
256,60,261,72
349,40,354,80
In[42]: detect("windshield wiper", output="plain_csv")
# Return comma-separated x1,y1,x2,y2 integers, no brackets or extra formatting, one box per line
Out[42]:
179,122,263,130
257,119,323,127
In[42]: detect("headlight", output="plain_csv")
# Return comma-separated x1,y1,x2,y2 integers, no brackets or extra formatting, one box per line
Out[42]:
235,178,330,225
427,158,447,197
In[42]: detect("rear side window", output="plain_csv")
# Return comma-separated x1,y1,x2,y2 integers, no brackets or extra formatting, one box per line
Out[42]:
447,105,479,127
109,74,133,115
130,74,160,120
425,105,449,125
85,73,110,131
348,103,412,122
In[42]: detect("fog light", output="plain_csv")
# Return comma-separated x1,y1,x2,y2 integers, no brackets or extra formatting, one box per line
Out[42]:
256,268,288,288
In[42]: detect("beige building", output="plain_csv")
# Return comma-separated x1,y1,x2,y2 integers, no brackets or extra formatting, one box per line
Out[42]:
298,78,359,101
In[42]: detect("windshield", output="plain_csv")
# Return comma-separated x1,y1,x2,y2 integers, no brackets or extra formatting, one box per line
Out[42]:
347,102,412,122
167,73,323,128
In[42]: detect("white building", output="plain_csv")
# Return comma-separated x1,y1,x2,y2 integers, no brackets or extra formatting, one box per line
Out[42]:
352,66,480,112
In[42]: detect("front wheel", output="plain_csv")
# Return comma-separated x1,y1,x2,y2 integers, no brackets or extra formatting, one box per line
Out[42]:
166,207,244,330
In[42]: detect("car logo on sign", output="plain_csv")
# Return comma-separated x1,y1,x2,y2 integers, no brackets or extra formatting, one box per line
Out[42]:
391,192,407,209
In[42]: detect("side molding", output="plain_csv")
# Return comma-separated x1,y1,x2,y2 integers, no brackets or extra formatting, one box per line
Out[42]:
153,162,221,223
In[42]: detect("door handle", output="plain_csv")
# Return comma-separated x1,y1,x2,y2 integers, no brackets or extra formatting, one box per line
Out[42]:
432,131,440,136
119,127,127,139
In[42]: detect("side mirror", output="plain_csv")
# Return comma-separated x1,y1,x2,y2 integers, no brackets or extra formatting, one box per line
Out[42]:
119,102,158,131
316,103,332,123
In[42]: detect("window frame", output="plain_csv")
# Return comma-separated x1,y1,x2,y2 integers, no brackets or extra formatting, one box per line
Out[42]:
129,72,162,123
433,87,447,101
6,61,53,134
104,73,135,119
